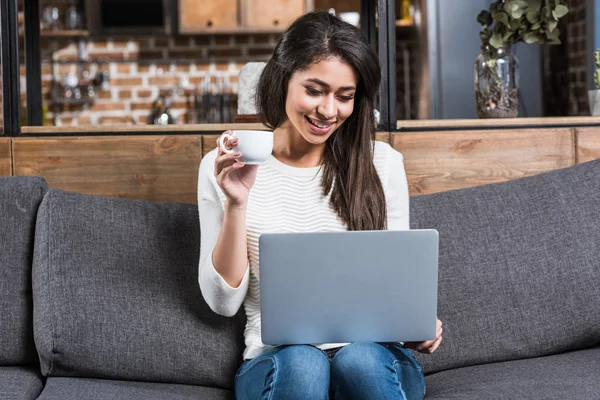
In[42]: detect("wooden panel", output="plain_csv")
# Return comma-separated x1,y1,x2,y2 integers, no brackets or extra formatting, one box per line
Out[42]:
13,136,202,204
397,116,600,130
391,129,575,196
202,135,221,157
314,0,360,12
179,0,238,34
244,0,310,29
575,127,600,163
202,132,390,158
22,123,267,135
0,138,11,176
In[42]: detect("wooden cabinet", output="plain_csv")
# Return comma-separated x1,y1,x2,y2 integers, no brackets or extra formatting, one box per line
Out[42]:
179,0,239,34
179,0,313,34
243,0,314,30
314,0,359,13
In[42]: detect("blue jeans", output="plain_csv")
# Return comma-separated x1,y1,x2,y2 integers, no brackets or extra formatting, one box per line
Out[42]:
234,342,426,400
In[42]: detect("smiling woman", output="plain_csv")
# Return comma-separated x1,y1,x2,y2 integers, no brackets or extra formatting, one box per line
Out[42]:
197,10,442,400
286,60,357,140
256,11,386,231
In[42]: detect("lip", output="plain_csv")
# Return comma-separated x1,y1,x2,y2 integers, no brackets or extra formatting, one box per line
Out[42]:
305,116,335,135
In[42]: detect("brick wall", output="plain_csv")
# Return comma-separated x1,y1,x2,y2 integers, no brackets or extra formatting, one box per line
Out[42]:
26,34,279,126
11,32,417,127
566,0,588,115
543,0,588,116
1,1,418,128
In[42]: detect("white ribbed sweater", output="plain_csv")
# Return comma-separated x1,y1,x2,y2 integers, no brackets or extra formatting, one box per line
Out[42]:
197,141,410,360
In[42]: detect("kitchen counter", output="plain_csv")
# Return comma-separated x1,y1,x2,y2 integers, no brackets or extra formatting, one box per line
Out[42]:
20,123,268,136
19,117,600,136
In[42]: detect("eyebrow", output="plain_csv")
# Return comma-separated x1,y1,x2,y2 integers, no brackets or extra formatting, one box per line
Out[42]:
305,78,356,91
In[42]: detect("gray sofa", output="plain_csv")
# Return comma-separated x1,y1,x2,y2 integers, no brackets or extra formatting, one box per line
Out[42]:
1,158,599,399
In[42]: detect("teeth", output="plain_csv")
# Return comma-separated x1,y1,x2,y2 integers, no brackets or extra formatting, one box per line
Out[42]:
308,117,331,129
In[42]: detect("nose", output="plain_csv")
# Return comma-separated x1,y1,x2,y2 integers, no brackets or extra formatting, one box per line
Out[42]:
317,95,336,120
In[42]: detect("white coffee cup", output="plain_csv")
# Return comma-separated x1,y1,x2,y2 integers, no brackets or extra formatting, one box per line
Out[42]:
218,130,274,165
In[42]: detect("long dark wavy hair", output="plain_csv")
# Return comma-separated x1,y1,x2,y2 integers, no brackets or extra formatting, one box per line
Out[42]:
256,11,386,231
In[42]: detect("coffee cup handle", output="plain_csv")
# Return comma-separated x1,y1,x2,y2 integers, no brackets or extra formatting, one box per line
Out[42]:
218,133,235,154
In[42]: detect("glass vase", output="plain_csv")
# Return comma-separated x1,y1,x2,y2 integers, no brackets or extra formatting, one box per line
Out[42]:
474,45,519,118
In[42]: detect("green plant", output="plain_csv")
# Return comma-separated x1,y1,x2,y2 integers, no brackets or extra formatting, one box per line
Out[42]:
477,0,569,52
595,50,600,89
474,0,569,118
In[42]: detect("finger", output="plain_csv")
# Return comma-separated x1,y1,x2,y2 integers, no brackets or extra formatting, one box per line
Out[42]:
425,335,443,354
216,162,245,182
216,132,238,153
214,152,242,176
216,131,229,156
416,339,436,351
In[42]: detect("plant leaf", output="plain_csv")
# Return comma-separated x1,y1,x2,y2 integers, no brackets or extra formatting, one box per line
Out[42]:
492,11,510,27
490,32,504,49
553,5,569,19
546,28,560,41
528,0,542,11
541,6,551,19
504,1,516,15
526,10,539,23
511,8,524,19
524,32,540,44
477,10,493,26
531,22,541,30
509,20,521,31
547,20,558,32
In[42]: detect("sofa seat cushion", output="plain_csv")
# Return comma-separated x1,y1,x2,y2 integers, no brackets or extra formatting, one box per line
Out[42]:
36,378,233,400
410,159,600,374
0,366,44,400
0,177,48,365
33,189,245,388
424,347,600,399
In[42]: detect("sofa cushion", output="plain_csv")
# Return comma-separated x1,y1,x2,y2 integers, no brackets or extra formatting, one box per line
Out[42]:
0,177,48,366
0,366,44,400
36,378,233,400
424,347,600,399
410,159,600,374
33,189,245,389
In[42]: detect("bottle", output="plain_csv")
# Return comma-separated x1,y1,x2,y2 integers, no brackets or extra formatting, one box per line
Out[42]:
401,0,412,22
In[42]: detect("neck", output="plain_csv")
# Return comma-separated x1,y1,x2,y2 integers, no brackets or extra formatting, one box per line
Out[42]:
272,121,325,168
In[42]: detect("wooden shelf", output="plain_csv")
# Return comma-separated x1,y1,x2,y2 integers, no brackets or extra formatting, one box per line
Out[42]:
356,19,415,29
179,26,289,35
396,19,414,27
41,29,89,37
19,29,89,38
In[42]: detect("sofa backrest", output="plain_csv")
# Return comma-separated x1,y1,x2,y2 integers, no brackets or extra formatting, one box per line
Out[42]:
32,189,246,389
0,177,48,366
410,159,600,375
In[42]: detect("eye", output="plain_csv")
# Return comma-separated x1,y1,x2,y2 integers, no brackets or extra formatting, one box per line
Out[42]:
306,87,322,96
338,95,355,102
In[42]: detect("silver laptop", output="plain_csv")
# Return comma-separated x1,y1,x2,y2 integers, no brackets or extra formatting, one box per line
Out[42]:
259,229,439,345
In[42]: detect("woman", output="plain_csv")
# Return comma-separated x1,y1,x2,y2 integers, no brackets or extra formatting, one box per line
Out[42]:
197,11,443,400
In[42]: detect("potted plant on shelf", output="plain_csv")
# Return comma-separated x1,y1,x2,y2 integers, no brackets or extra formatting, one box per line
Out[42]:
475,0,569,118
589,50,600,116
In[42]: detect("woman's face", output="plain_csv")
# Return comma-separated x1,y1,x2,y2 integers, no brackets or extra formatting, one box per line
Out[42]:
283,57,358,146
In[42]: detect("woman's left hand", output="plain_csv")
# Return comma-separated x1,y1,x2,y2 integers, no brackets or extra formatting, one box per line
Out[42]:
404,318,443,354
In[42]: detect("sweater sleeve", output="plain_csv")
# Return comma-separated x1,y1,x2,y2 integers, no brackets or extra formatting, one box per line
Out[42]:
386,147,410,231
197,149,250,317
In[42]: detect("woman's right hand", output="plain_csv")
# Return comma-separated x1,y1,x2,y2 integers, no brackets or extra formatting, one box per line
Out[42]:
214,131,259,207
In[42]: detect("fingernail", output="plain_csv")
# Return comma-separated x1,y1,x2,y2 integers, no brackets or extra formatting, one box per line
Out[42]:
235,152,242,157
